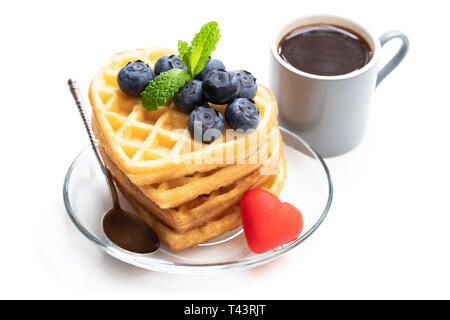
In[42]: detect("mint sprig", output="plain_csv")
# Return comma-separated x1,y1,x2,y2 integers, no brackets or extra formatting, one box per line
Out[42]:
179,21,221,78
141,21,221,110
141,69,191,110
178,40,190,59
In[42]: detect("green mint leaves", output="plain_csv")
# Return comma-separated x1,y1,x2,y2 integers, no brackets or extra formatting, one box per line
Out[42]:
141,22,221,110
141,69,191,110
178,40,190,59
179,21,221,78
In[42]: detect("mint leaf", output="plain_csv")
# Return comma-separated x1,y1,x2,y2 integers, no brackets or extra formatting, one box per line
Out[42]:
141,69,191,110
140,22,221,111
180,21,221,78
178,40,190,58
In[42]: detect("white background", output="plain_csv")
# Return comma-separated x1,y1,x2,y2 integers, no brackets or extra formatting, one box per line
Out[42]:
1,0,449,299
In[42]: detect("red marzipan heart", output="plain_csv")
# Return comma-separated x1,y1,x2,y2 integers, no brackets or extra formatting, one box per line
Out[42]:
241,189,303,254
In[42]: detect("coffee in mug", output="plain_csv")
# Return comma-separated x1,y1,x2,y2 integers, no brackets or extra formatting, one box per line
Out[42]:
270,15,409,157
278,24,373,76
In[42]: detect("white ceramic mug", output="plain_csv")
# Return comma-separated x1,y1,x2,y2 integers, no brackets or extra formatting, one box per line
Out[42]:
270,15,409,157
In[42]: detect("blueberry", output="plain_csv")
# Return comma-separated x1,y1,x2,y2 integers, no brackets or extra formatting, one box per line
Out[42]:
232,70,258,99
188,104,225,143
117,60,155,97
195,58,226,80
202,69,240,104
173,80,204,113
154,55,188,75
225,98,260,132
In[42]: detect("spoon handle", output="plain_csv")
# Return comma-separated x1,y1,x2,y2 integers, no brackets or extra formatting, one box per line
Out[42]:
68,79,121,209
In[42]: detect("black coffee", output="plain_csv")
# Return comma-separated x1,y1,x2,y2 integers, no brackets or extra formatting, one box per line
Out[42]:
278,24,372,76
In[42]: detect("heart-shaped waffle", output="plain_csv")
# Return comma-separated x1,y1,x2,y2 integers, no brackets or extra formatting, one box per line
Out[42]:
89,48,279,186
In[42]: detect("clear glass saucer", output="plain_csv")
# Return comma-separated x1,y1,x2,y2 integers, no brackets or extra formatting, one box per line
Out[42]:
63,127,333,274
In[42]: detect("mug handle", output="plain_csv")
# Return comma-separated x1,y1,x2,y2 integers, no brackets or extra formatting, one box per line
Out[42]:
376,30,409,87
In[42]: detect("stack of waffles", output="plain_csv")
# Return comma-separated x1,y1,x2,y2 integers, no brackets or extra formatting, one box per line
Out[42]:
89,48,287,251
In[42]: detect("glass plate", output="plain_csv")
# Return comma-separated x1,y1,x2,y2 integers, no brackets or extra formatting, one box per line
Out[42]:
63,127,333,274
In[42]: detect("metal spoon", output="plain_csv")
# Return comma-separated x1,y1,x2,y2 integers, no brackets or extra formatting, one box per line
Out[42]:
68,79,160,254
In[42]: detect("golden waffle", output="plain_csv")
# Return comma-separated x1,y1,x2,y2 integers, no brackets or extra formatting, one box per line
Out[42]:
94,118,280,208
116,155,287,251
89,48,279,186
99,133,283,233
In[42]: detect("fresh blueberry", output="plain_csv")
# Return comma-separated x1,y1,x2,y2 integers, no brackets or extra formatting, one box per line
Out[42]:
194,58,226,80
188,104,225,143
173,80,204,113
117,60,155,97
225,98,260,132
154,55,188,75
232,70,258,99
202,69,240,104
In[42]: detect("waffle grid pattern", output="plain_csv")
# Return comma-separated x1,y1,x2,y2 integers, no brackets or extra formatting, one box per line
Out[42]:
89,48,278,182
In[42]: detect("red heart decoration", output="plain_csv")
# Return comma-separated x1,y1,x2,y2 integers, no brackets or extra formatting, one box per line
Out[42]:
241,189,303,254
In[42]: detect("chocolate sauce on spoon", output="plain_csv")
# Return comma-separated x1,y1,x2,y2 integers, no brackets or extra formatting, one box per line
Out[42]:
101,207,159,254
68,79,160,254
